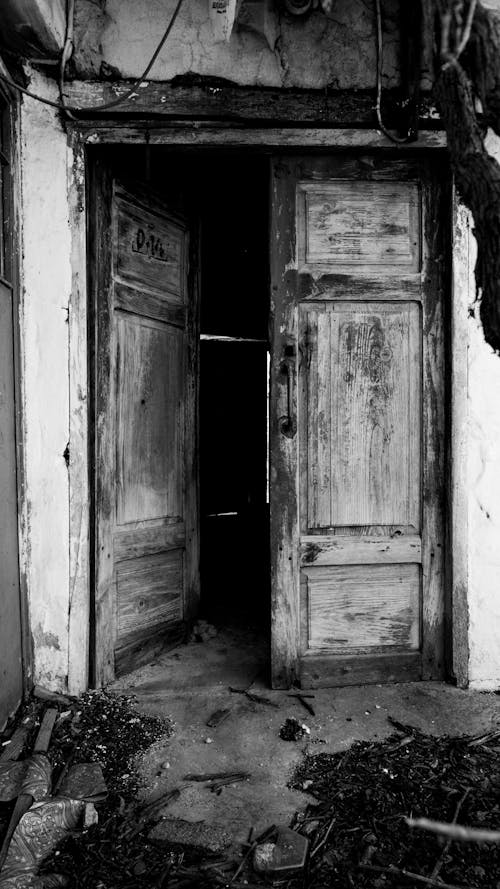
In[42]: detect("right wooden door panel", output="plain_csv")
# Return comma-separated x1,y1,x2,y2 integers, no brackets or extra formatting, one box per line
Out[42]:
270,155,448,689
300,301,421,531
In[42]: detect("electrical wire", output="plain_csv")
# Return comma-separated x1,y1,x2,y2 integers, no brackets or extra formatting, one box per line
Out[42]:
59,0,75,120
0,0,184,116
374,0,415,145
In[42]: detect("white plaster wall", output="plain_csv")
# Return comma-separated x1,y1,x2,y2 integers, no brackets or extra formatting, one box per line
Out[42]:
467,131,500,689
19,71,72,691
73,0,400,89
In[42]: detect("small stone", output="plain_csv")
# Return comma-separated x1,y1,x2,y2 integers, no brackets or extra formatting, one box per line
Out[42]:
253,842,276,873
83,803,99,828
133,859,147,876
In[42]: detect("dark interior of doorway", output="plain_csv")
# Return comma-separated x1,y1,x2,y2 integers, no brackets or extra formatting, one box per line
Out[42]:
94,147,271,681
197,155,270,634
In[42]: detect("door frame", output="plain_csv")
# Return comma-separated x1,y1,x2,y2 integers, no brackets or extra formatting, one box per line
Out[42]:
0,76,32,718
65,120,469,689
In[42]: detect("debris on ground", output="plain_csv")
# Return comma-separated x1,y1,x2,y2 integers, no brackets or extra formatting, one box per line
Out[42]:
287,720,500,888
148,818,232,855
253,825,309,876
205,709,231,728
5,692,500,889
228,686,280,709
189,621,218,643
288,693,316,717
0,691,173,888
183,771,250,792
279,718,311,741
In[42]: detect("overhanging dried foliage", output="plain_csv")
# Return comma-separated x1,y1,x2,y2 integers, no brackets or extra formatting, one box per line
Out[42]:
429,0,500,353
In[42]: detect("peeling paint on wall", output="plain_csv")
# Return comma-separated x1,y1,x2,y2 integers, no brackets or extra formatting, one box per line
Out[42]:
19,69,72,692
72,0,400,90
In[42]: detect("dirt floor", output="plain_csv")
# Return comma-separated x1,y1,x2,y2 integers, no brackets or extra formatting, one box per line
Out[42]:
111,625,500,851
3,625,500,888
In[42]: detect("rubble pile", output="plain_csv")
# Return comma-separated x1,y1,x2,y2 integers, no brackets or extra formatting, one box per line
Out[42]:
288,719,500,888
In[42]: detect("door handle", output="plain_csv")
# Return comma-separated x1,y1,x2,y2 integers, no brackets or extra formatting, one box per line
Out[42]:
279,345,297,439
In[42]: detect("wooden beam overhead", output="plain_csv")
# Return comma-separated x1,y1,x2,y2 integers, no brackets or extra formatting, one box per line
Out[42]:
63,80,441,129
72,122,446,149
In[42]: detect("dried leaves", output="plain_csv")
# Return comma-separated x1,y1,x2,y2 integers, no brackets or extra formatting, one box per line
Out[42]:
289,722,500,888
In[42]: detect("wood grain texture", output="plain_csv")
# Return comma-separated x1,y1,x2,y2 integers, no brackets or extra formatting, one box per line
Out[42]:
115,314,183,525
272,153,447,689
301,302,421,530
114,196,186,299
297,181,421,273
93,171,196,683
300,651,422,688
301,534,422,565
114,521,185,562
303,564,421,652
420,172,448,681
92,160,116,686
67,130,90,695
116,550,183,650
270,157,300,688
115,283,186,328
72,121,447,150
64,81,437,126
183,217,201,621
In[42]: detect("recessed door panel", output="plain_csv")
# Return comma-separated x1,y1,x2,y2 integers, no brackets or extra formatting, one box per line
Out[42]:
302,302,421,530
116,315,183,526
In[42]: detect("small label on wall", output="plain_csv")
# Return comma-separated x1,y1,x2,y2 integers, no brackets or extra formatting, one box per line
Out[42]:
209,0,241,42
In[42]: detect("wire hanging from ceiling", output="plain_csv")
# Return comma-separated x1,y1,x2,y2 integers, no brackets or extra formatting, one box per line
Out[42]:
0,0,184,116
374,0,416,145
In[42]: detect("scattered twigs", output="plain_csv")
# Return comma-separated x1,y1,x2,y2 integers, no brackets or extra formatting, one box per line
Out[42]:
183,771,250,792
120,787,183,839
230,835,256,884
310,816,335,858
406,816,500,843
358,863,471,889
429,788,470,881
229,687,280,709
467,728,500,747
288,694,316,717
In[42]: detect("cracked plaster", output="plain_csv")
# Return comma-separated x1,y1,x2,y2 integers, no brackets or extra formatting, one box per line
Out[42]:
73,0,399,89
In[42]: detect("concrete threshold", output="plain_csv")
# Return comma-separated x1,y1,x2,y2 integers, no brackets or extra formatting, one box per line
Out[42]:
111,625,500,851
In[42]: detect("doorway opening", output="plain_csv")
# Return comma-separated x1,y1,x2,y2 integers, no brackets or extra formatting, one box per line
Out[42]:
90,147,271,686
198,155,270,634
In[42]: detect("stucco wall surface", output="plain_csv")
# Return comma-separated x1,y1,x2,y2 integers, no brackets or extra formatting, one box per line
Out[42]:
73,0,399,89
467,130,500,690
19,71,72,691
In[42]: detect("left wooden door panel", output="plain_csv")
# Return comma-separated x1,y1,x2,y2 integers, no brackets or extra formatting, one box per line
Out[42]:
93,171,199,683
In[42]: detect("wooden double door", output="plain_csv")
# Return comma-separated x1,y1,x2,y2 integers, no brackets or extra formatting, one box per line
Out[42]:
93,152,447,688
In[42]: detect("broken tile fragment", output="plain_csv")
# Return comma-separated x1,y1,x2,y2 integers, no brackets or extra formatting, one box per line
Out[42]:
253,826,309,875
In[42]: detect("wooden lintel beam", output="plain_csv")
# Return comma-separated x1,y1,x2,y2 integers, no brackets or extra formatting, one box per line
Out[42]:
63,80,440,127
71,123,446,149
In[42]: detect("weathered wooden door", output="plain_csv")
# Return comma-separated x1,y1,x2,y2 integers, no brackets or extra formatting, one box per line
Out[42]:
270,155,447,689
93,171,199,684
